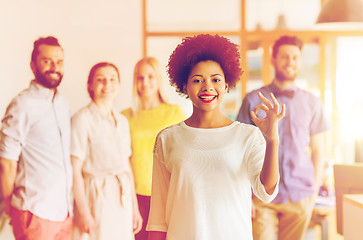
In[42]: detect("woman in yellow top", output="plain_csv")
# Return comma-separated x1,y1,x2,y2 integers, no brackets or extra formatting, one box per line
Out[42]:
122,57,185,240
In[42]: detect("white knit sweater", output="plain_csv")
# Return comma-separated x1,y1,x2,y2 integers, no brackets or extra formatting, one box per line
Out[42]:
147,121,278,240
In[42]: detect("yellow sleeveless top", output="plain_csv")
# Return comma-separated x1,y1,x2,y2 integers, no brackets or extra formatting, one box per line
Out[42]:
121,104,185,196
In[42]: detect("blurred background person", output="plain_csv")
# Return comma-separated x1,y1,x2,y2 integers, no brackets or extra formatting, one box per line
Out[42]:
122,57,186,240
0,36,73,240
237,35,329,240
71,62,142,240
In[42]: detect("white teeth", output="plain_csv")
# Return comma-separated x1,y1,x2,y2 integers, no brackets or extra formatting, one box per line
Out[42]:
49,73,59,79
200,96,215,100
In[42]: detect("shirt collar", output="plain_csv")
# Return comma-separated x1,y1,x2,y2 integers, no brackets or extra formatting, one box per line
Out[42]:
268,82,297,98
30,80,57,101
88,102,117,122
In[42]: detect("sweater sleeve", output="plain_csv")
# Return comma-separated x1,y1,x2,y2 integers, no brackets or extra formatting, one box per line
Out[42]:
247,128,279,203
146,131,171,232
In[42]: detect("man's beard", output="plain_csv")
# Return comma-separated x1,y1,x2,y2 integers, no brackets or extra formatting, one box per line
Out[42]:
275,69,297,83
34,66,63,89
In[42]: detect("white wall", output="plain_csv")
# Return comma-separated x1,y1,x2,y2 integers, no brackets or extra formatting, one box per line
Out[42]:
0,0,142,116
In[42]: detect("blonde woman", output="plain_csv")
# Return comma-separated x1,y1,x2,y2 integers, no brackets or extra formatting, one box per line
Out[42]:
122,57,185,240
72,62,142,240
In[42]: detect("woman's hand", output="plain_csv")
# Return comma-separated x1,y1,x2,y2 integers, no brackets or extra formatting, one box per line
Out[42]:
71,156,96,235
77,209,96,235
132,207,143,234
251,92,285,142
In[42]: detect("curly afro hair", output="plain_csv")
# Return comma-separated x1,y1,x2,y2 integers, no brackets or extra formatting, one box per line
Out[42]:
167,34,242,96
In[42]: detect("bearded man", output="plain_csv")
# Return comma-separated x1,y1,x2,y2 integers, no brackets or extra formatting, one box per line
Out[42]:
0,36,73,240
237,35,329,240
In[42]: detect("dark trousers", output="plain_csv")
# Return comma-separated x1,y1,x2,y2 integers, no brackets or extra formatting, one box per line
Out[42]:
135,194,151,240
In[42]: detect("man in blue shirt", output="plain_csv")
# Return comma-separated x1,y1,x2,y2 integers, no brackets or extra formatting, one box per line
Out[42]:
237,35,329,240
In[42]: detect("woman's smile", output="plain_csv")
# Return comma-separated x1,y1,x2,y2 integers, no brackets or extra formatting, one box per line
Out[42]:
199,94,217,103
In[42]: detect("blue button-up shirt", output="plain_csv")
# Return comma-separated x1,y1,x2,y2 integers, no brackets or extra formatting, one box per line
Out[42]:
237,83,329,203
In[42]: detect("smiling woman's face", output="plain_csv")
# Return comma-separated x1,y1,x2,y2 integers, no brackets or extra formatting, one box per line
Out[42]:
185,60,228,113
136,63,159,99
90,66,120,102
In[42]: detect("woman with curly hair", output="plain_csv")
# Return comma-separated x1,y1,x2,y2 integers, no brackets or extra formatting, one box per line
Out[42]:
147,34,285,240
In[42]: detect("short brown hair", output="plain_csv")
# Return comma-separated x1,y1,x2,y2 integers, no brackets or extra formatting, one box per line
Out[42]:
272,35,303,58
31,36,62,62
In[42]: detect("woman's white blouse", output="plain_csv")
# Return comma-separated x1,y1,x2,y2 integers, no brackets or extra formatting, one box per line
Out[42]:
147,121,279,240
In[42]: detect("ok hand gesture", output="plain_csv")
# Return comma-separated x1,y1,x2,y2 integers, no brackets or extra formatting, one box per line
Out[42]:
251,92,285,142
